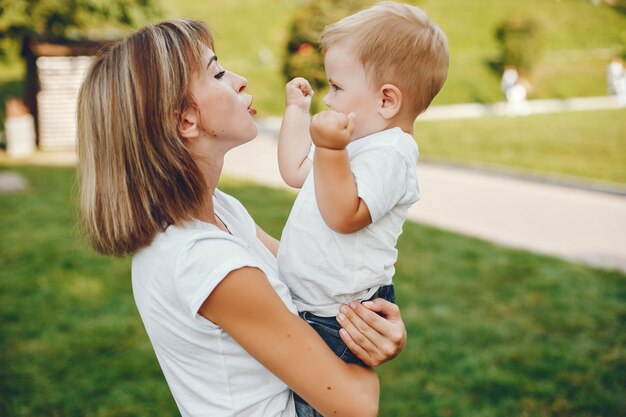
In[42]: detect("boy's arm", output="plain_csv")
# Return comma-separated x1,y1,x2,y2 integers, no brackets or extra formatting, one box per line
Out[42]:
310,111,372,234
277,78,314,189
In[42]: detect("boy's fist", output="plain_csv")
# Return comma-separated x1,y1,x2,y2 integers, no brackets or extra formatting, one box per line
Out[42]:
310,111,355,150
285,77,314,110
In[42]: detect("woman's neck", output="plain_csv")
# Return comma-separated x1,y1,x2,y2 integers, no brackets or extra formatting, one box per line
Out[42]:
190,142,226,225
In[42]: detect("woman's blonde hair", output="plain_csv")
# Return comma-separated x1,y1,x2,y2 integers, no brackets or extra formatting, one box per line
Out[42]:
320,1,449,116
77,20,213,256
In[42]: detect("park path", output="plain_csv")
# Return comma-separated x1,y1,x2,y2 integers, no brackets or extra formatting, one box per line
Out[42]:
224,115,626,273
2,96,625,272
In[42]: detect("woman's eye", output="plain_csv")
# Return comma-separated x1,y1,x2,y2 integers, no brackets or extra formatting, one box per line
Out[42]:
330,83,340,91
214,70,226,80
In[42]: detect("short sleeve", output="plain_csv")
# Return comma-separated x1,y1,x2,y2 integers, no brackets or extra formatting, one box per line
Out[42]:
174,234,261,321
351,147,418,222
215,189,257,236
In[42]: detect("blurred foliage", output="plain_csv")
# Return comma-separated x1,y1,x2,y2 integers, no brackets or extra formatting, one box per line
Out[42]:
0,0,162,59
495,15,543,75
609,0,626,14
282,0,373,106
619,30,626,60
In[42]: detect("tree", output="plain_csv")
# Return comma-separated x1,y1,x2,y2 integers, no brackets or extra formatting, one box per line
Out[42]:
283,0,373,106
0,0,161,59
495,15,543,75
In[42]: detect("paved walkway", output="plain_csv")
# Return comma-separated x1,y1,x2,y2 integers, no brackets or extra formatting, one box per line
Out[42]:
2,97,625,272
225,125,626,273
0,171,28,194
418,95,623,120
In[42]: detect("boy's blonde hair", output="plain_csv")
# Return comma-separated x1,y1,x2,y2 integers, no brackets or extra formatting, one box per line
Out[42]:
77,20,213,256
320,1,449,116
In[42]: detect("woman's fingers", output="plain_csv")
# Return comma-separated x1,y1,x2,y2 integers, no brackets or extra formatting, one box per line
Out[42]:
337,308,379,366
338,328,374,367
337,299,407,366
337,303,399,366
361,299,406,356
360,299,405,344
362,298,401,320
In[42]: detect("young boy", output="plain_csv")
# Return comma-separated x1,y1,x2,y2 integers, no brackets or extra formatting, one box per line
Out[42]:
277,0,448,369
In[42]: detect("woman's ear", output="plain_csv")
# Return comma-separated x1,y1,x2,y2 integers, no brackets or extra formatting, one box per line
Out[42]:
177,109,200,140
378,84,402,120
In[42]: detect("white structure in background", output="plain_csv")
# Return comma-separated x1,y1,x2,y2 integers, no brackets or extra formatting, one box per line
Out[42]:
500,66,519,95
4,98,36,158
607,57,626,107
5,114,36,158
36,56,93,150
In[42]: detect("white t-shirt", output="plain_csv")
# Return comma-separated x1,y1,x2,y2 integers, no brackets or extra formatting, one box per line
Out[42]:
132,189,298,417
277,127,420,316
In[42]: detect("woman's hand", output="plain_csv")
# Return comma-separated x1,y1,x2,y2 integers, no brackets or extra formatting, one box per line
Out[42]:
336,298,407,367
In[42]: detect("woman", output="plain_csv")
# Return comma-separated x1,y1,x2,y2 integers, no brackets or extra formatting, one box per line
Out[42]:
77,20,406,417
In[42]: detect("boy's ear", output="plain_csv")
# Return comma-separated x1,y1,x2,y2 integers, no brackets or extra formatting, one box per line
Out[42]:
378,84,402,120
177,109,200,140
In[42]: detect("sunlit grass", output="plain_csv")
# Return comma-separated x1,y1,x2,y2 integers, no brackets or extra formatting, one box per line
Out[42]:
416,109,626,184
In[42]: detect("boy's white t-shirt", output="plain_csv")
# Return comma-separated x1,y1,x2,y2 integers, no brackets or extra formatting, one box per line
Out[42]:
277,127,420,317
132,189,298,417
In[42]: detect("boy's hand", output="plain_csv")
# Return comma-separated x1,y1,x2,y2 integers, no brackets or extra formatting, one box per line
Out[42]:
285,77,314,111
310,110,355,150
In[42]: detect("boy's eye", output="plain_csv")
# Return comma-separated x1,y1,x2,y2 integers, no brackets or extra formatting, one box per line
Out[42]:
214,70,226,80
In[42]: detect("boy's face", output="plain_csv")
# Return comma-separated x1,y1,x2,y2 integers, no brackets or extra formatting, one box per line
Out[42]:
323,43,382,140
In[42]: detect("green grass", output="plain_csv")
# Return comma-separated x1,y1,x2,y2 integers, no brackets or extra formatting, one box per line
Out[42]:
416,108,626,185
1,165,624,416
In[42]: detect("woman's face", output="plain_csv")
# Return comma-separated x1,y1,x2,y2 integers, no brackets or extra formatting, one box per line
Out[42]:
189,47,258,147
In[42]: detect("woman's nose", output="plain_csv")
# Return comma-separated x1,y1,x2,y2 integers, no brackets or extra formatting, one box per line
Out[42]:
323,93,331,108
233,73,247,93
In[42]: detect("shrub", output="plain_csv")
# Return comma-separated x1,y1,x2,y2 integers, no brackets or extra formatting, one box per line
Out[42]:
0,0,162,60
282,0,373,99
495,15,543,74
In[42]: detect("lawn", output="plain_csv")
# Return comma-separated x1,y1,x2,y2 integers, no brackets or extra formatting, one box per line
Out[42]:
1,0,625,121
1,165,624,416
415,108,626,185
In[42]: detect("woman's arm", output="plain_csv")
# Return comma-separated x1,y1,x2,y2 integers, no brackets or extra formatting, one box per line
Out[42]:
256,224,279,257
199,267,379,417
254,223,408,365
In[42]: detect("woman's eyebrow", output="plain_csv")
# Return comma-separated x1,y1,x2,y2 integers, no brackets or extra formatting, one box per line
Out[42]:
207,55,218,70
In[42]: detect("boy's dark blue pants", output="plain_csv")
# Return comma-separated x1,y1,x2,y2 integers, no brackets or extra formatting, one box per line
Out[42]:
293,285,395,417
